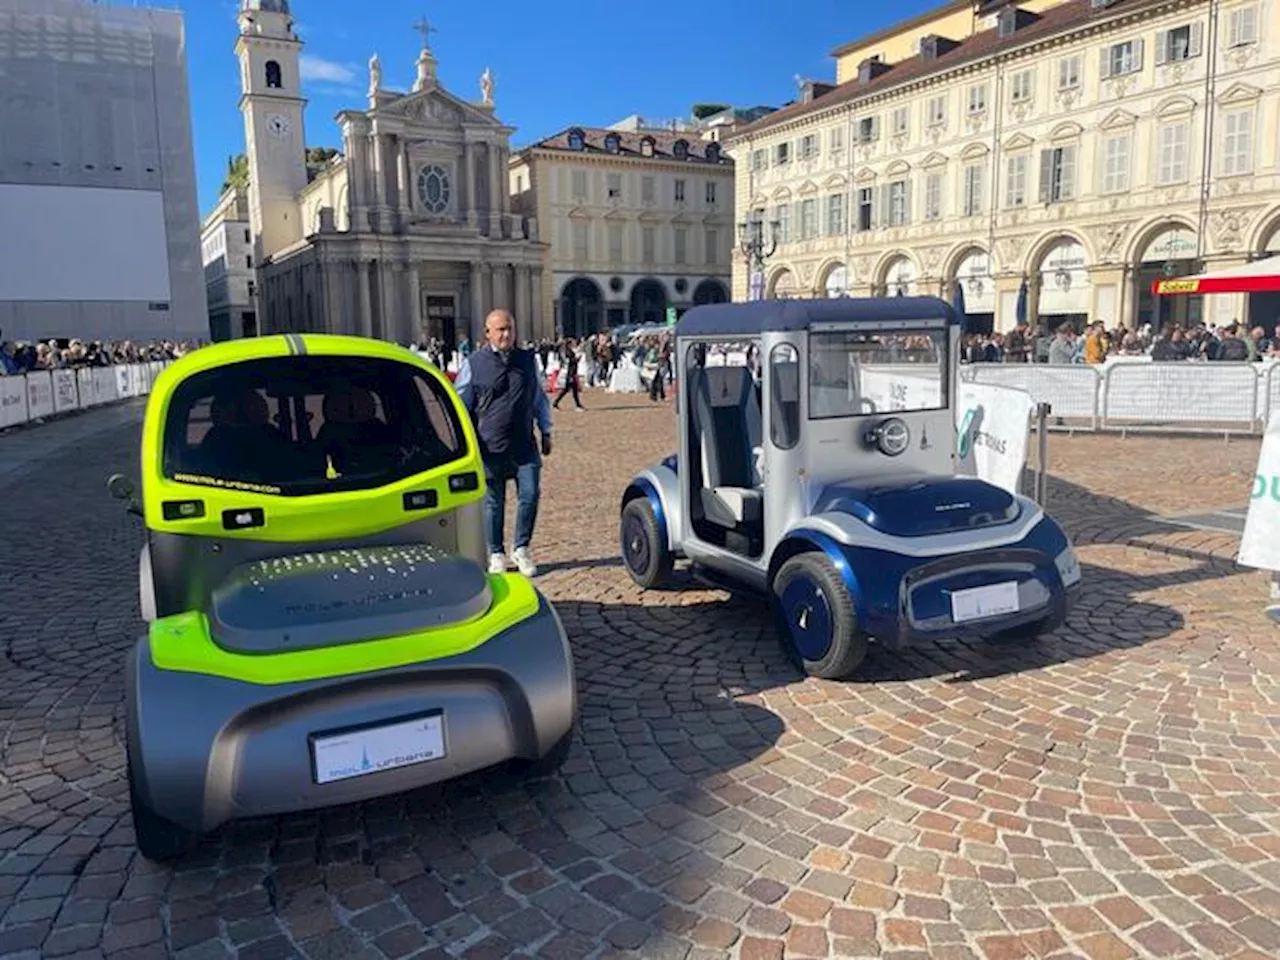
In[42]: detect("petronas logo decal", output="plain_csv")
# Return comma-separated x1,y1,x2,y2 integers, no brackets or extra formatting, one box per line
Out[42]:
957,407,977,458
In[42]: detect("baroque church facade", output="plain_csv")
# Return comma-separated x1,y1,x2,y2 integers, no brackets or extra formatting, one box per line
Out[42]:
235,0,548,345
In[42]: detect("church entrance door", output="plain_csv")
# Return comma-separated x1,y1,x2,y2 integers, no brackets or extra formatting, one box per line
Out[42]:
425,295,457,350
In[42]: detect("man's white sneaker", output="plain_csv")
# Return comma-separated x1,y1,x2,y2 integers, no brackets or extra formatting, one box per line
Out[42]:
511,547,537,577
488,553,507,575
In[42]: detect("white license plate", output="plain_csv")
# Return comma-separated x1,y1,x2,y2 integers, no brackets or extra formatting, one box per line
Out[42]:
950,581,1021,623
311,713,445,785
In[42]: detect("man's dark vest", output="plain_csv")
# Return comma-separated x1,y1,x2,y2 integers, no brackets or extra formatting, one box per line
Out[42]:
467,346,539,462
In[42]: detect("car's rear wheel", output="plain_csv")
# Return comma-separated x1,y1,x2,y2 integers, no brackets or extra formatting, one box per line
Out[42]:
621,497,673,589
128,755,199,862
771,552,868,679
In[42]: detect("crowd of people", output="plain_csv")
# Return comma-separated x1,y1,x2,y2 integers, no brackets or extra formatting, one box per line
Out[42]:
961,319,1280,364
0,336,198,375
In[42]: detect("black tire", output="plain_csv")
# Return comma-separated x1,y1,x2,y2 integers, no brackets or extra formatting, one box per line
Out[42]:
128,757,199,862
517,730,573,778
771,552,868,680
620,497,673,589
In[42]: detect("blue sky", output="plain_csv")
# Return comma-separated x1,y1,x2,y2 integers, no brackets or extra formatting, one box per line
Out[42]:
170,0,938,216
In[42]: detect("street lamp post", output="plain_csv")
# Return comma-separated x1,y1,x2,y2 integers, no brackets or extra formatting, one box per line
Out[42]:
738,214,780,301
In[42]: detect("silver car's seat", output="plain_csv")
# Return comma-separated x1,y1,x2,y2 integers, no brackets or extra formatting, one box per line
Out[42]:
691,365,763,530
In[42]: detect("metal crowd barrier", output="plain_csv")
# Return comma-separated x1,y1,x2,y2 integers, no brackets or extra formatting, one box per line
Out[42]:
961,359,1280,437
0,362,171,430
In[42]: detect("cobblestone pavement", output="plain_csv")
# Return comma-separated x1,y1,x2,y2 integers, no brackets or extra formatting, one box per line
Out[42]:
1,394,1278,960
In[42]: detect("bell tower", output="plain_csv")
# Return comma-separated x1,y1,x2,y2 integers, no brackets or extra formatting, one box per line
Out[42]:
235,0,308,264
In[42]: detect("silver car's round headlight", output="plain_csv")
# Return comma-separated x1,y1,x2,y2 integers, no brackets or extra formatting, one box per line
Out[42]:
868,417,910,456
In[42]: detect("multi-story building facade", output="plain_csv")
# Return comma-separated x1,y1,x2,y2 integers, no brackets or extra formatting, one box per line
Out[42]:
200,188,257,341
0,0,208,343
509,118,739,337
725,0,1280,334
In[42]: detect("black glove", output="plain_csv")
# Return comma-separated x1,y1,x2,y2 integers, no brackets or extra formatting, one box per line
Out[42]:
541,434,552,457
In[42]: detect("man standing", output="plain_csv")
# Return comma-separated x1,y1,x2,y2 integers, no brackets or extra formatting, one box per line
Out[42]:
453,309,552,577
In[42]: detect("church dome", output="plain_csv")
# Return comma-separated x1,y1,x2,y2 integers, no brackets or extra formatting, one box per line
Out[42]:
241,0,290,12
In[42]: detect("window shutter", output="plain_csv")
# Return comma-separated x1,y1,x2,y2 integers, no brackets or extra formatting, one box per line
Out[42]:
1154,30,1168,66
1061,146,1076,200
1038,149,1052,204
1133,38,1145,71
871,116,881,141
1099,47,1112,80
1190,21,1204,57
903,179,913,225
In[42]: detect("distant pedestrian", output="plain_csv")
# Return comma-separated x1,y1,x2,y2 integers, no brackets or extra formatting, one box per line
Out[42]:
554,338,584,410
453,309,552,577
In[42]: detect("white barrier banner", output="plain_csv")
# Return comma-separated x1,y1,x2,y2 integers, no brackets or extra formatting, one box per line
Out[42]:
26,371,54,419
955,381,1034,496
0,377,27,427
1239,411,1280,572
52,369,78,413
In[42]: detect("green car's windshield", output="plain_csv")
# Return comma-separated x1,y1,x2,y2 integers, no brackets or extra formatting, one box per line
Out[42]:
161,355,467,496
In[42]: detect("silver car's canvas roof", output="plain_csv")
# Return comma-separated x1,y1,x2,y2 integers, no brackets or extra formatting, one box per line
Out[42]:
675,296,960,339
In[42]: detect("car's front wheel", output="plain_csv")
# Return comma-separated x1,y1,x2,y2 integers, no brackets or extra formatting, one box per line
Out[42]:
128,755,199,862
620,497,673,589
771,552,868,680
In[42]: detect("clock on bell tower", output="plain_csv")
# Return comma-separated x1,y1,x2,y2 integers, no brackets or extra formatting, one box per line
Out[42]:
235,0,308,265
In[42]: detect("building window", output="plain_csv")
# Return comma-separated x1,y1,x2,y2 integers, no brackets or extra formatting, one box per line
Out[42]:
609,173,624,200
1228,5,1258,46
705,143,721,162
751,149,766,170
568,129,585,150
1102,135,1130,193
245,254,253,269
800,134,818,159
705,228,718,263
416,164,451,213
640,137,655,157
608,223,623,262
927,96,946,126
858,116,879,143
857,187,874,231
573,223,589,261
829,126,845,153
800,198,818,239
1039,146,1076,203
604,133,620,152
1156,23,1202,64
671,178,682,204
962,164,984,216
967,84,987,114
1158,122,1189,183
775,142,790,165
924,172,942,221
642,227,655,263
891,107,909,136
1010,70,1033,104
1101,40,1142,79
1058,57,1080,90
887,181,909,227
705,181,716,205
826,193,844,236
265,60,282,88
776,204,790,242
571,170,587,200
674,228,687,264
1005,155,1027,207
1222,108,1254,176
673,139,689,160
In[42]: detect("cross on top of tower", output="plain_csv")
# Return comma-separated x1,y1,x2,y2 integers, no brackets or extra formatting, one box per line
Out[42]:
413,16,437,50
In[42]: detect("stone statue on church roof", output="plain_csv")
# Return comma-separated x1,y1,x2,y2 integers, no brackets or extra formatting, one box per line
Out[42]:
368,52,381,96
480,67,494,107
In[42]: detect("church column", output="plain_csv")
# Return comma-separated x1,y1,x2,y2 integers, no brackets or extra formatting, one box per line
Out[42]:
406,264,422,343
356,260,373,338
488,143,503,237
469,262,485,343
463,142,479,230
346,127,372,231
514,264,530,327
529,266,545,339
399,139,414,221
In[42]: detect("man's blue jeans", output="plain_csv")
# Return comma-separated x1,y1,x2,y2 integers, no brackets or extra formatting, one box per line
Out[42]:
482,456,541,554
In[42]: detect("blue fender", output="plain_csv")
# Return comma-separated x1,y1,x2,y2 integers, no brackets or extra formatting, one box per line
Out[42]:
621,476,670,552
767,529,865,621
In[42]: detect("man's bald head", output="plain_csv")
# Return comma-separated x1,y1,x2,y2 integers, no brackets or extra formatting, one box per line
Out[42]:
485,309,515,352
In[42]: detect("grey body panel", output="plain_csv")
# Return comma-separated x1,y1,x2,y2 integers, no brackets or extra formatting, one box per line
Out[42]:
126,596,575,833
146,499,486,621
209,544,492,654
